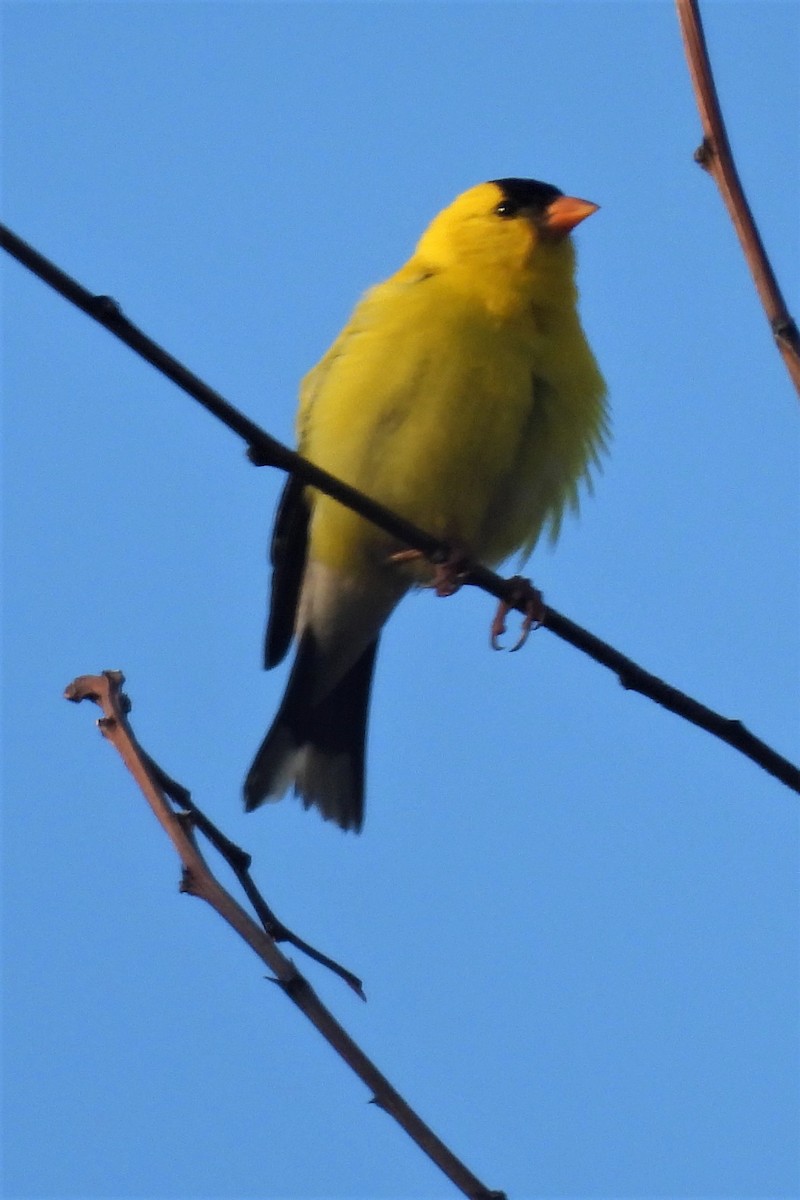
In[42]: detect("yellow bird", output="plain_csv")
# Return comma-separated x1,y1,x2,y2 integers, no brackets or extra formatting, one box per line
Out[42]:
244,178,608,832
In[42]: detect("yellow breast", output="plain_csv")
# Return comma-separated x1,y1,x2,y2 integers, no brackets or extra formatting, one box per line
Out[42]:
300,270,606,576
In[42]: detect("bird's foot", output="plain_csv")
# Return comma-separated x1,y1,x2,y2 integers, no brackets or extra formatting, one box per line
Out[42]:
388,545,471,597
491,576,546,652
431,546,471,597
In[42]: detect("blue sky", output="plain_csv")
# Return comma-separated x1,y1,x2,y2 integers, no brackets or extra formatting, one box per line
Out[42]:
2,3,798,1198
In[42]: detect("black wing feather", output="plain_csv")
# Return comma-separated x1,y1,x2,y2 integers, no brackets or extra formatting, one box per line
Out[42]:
264,474,310,668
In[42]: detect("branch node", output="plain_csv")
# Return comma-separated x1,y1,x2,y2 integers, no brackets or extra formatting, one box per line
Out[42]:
179,866,201,896
175,810,196,836
772,315,799,343
64,671,124,706
693,136,714,170
267,971,308,1000
246,443,281,469
222,840,252,873
91,294,124,321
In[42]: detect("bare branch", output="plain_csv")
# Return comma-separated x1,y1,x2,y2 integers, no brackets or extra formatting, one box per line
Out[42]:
676,0,800,396
4,224,798,796
137,749,366,998
64,670,507,1200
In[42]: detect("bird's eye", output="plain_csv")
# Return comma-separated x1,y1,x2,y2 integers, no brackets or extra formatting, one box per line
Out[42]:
494,200,519,218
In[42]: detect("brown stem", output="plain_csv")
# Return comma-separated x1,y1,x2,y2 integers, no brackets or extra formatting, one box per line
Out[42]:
676,0,800,395
64,671,506,1200
138,749,366,998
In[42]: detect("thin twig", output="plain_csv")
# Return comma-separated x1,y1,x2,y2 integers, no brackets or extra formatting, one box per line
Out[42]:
64,670,506,1200
675,0,800,396
138,749,366,998
4,223,799,796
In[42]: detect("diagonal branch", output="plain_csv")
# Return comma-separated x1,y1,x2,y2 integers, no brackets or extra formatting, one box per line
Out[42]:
675,0,800,396
136,748,366,998
4,223,799,796
64,670,507,1200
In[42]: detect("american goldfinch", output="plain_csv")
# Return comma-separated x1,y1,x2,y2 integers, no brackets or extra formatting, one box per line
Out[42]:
245,178,607,832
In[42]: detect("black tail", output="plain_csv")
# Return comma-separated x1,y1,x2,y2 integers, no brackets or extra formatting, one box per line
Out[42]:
243,631,379,832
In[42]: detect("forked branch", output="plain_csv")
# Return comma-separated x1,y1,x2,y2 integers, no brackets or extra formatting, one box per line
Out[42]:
64,670,506,1200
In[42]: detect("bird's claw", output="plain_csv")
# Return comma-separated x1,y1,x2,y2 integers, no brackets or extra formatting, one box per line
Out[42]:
491,577,546,652
387,545,471,596
431,549,470,597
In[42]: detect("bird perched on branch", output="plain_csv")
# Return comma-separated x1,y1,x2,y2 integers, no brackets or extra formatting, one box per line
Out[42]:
244,178,608,832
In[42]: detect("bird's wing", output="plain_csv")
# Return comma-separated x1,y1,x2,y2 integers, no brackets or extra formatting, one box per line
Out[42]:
266,275,436,670
264,313,371,669
297,319,369,449
264,291,388,670
264,472,310,668
296,275,433,448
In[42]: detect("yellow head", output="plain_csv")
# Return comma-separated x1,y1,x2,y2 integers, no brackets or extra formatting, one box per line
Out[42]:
410,178,598,316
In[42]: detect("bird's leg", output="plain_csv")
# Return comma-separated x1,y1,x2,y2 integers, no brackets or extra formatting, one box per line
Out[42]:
387,548,425,566
491,576,546,652
430,545,471,597
388,543,472,596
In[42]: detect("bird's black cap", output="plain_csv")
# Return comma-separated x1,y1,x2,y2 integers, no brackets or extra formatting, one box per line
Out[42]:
491,178,563,213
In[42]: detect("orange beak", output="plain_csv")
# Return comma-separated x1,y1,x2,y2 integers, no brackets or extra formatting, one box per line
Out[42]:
543,195,599,237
